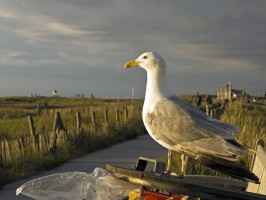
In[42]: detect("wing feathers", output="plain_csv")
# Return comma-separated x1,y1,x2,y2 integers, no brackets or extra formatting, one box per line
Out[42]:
144,96,259,182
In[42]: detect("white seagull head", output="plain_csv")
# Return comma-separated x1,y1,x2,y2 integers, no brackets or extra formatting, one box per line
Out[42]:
124,52,172,103
124,52,166,74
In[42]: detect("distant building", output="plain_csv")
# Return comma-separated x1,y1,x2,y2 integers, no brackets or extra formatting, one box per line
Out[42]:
217,82,248,101
52,89,58,97
217,82,232,100
218,83,265,104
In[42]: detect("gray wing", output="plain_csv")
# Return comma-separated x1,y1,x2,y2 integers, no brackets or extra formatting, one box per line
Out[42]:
169,95,239,135
145,96,243,155
144,96,259,182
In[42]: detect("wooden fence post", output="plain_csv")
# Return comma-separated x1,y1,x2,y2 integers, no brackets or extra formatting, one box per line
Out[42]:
11,139,20,160
116,110,120,125
210,109,214,118
37,134,42,152
28,115,35,136
0,141,2,164
104,109,109,124
33,135,39,152
124,108,128,122
17,138,25,157
28,115,39,152
91,111,96,125
4,140,11,164
42,132,50,153
1,140,5,164
76,112,81,129
212,109,217,119
53,112,65,132
52,112,64,149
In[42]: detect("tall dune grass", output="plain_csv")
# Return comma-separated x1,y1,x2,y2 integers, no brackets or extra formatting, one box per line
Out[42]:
221,102,266,148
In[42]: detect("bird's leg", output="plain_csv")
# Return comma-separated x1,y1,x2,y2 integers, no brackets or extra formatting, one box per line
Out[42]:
181,154,188,177
166,149,172,173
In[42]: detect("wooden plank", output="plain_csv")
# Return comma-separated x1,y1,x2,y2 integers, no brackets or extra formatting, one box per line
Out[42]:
246,140,266,194
257,145,266,167
106,164,266,200
28,115,36,136
258,169,266,195
185,175,247,188
246,156,262,193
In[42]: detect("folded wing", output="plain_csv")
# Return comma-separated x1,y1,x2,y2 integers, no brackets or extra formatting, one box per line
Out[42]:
144,96,258,183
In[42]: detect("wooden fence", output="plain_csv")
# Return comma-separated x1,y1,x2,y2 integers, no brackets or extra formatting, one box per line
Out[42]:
0,105,142,165
206,101,228,119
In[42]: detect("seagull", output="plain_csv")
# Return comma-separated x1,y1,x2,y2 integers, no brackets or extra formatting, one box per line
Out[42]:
124,52,259,183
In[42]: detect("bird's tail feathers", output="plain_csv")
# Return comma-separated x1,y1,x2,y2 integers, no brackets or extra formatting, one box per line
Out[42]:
198,152,259,184
177,139,259,183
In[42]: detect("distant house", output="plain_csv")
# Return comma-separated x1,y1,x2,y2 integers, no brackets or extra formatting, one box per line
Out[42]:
52,89,58,97
232,89,247,99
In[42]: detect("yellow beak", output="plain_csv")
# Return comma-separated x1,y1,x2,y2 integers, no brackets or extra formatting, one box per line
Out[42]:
124,60,140,68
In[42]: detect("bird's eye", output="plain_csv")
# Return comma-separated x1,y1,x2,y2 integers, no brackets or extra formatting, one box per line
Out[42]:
143,56,148,59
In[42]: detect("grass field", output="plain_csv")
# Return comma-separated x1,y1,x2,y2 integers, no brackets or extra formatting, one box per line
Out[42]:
0,96,143,138
1,96,265,188
0,96,145,188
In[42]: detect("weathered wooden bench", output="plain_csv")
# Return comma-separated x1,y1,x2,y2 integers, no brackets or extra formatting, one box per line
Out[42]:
106,139,266,199
186,139,266,195
246,139,266,195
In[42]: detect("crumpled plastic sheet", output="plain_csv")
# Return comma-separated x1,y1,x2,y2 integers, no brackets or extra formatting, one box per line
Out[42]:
16,168,139,200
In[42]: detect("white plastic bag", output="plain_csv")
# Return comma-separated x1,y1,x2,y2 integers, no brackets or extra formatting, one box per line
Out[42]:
16,168,138,200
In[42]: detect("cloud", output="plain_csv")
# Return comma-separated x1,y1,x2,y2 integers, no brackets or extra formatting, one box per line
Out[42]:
0,0,265,97
166,43,261,72
13,12,101,42
0,49,30,66
0,9,17,19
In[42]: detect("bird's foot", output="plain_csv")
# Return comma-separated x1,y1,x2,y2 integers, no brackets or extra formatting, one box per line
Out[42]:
164,171,186,179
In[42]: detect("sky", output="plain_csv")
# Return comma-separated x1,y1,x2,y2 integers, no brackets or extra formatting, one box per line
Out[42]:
0,0,265,98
